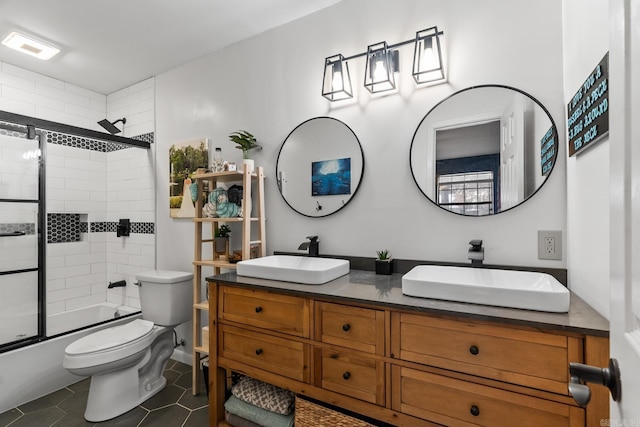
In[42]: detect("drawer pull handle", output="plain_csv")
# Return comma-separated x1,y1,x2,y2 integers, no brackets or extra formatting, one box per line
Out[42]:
342,371,351,380
470,405,480,416
469,345,479,355
255,348,263,355
342,323,351,332
255,306,263,313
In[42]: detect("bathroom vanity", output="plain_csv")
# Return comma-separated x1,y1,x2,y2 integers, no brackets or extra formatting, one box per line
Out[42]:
207,270,609,427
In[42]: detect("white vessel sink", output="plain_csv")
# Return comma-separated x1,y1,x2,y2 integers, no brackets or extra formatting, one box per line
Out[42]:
402,265,570,312
236,255,350,285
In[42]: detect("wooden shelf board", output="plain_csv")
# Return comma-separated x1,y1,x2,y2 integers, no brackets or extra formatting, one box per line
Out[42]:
192,171,256,181
194,260,237,269
194,345,209,355
194,217,244,223
194,301,209,310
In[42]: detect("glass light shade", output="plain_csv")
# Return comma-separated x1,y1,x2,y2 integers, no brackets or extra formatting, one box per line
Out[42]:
412,27,445,84
364,42,396,93
322,54,353,101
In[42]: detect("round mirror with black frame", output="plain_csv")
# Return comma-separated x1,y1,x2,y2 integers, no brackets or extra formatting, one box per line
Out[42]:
409,85,558,216
276,117,365,218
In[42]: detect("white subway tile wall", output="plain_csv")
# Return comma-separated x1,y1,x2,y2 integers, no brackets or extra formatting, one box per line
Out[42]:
0,203,38,271
0,272,38,345
0,133,39,200
0,61,155,320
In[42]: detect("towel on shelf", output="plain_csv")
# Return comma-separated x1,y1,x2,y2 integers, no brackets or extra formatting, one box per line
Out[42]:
225,395,295,427
231,376,295,415
225,410,262,427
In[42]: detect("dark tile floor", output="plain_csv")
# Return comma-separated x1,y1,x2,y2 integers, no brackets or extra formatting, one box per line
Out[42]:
0,360,208,427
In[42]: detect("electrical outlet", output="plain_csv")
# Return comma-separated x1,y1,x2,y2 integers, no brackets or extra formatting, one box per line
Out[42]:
538,230,562,260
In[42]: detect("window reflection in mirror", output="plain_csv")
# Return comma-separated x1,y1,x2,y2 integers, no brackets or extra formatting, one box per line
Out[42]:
410,85,558,216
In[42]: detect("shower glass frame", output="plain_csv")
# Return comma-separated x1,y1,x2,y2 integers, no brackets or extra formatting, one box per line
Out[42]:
0,123,46,353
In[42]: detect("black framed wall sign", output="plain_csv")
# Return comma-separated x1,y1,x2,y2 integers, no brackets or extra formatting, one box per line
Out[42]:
541,126,557,176
567,52,609,157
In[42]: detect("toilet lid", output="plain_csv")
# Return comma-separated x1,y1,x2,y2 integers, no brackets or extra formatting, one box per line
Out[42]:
65,319,154,355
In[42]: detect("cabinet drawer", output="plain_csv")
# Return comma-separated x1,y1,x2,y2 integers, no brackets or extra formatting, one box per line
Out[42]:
317,302,385,354
395,313,580,394
318,348,385,405
393,366,583,427
219,286,310,337
220,324,309,382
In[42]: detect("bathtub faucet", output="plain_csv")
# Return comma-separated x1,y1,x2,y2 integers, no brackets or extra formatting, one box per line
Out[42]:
298,236,319,257
468,240,484,267
108,280,127,289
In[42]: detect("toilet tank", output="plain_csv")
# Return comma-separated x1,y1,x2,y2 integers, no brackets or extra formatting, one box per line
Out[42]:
135,270,193,326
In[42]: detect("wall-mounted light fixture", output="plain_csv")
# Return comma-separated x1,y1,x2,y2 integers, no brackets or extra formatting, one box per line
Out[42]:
322,26,444,101
412,27,445,84
322,54,352,101
364,42,399,94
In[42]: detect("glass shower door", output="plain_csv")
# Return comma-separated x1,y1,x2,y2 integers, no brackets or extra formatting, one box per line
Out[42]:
0,129,43,350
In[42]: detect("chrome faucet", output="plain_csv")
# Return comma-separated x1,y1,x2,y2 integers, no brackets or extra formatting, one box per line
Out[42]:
468,239,484,266
298,236,319,257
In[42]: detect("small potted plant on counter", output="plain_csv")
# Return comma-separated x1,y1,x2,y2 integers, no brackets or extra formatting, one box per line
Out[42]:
214,224,231,259
375,249,393,275
229,130,261,173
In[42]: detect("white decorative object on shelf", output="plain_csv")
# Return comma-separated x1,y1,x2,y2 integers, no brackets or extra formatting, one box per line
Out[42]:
243,159,255,174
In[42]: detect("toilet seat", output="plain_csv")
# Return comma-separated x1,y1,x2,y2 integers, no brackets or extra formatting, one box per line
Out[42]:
63,319,159,371
66,319,155,356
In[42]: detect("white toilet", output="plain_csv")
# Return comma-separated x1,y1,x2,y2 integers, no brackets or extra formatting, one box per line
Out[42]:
63,270,193,422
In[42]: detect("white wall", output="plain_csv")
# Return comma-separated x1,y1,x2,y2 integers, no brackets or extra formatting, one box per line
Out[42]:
562,0,610,318
155,0,566,276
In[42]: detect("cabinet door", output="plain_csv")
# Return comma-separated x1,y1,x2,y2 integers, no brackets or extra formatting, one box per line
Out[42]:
318,348,385,405
219,286,310,337
392,366,584,427
219,324,309,382
316,302,385,354
395,313,581,394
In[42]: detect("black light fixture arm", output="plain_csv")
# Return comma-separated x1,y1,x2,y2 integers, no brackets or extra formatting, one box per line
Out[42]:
341,30,444,61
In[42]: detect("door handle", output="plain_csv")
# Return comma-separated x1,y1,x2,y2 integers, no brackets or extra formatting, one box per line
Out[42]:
568,358,621,407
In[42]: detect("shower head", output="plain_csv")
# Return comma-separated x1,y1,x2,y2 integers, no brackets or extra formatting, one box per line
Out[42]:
97,117,126,134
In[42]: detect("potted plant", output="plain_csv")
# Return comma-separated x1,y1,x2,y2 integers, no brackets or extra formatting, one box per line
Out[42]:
229,130,261,173
214,224,231,258
375,249,393,275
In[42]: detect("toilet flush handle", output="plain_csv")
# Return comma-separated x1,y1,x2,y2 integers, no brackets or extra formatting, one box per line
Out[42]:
134,281,141,287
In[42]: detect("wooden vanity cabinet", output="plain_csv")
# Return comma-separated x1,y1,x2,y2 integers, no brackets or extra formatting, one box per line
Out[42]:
208,281,609,427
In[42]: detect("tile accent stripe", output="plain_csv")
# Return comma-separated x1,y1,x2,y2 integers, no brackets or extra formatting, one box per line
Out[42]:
48,215,155,244
90,221,154,234
0,223,36,235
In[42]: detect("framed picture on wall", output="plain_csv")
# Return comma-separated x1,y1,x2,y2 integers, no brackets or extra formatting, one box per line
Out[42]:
169,138,209,218
311,157,352,196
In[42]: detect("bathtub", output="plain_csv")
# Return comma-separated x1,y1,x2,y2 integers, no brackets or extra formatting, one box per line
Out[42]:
0,303,141,413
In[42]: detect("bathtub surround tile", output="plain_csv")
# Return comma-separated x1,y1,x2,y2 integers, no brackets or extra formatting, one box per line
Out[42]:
2,64,156,335
0,361,207,427
46,301,66,315
65,294,107,312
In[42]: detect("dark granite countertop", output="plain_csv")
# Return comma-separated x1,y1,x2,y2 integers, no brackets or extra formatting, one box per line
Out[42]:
208,269,609,337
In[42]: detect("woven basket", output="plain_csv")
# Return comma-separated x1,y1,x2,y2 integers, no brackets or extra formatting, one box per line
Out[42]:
294,397,375,427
